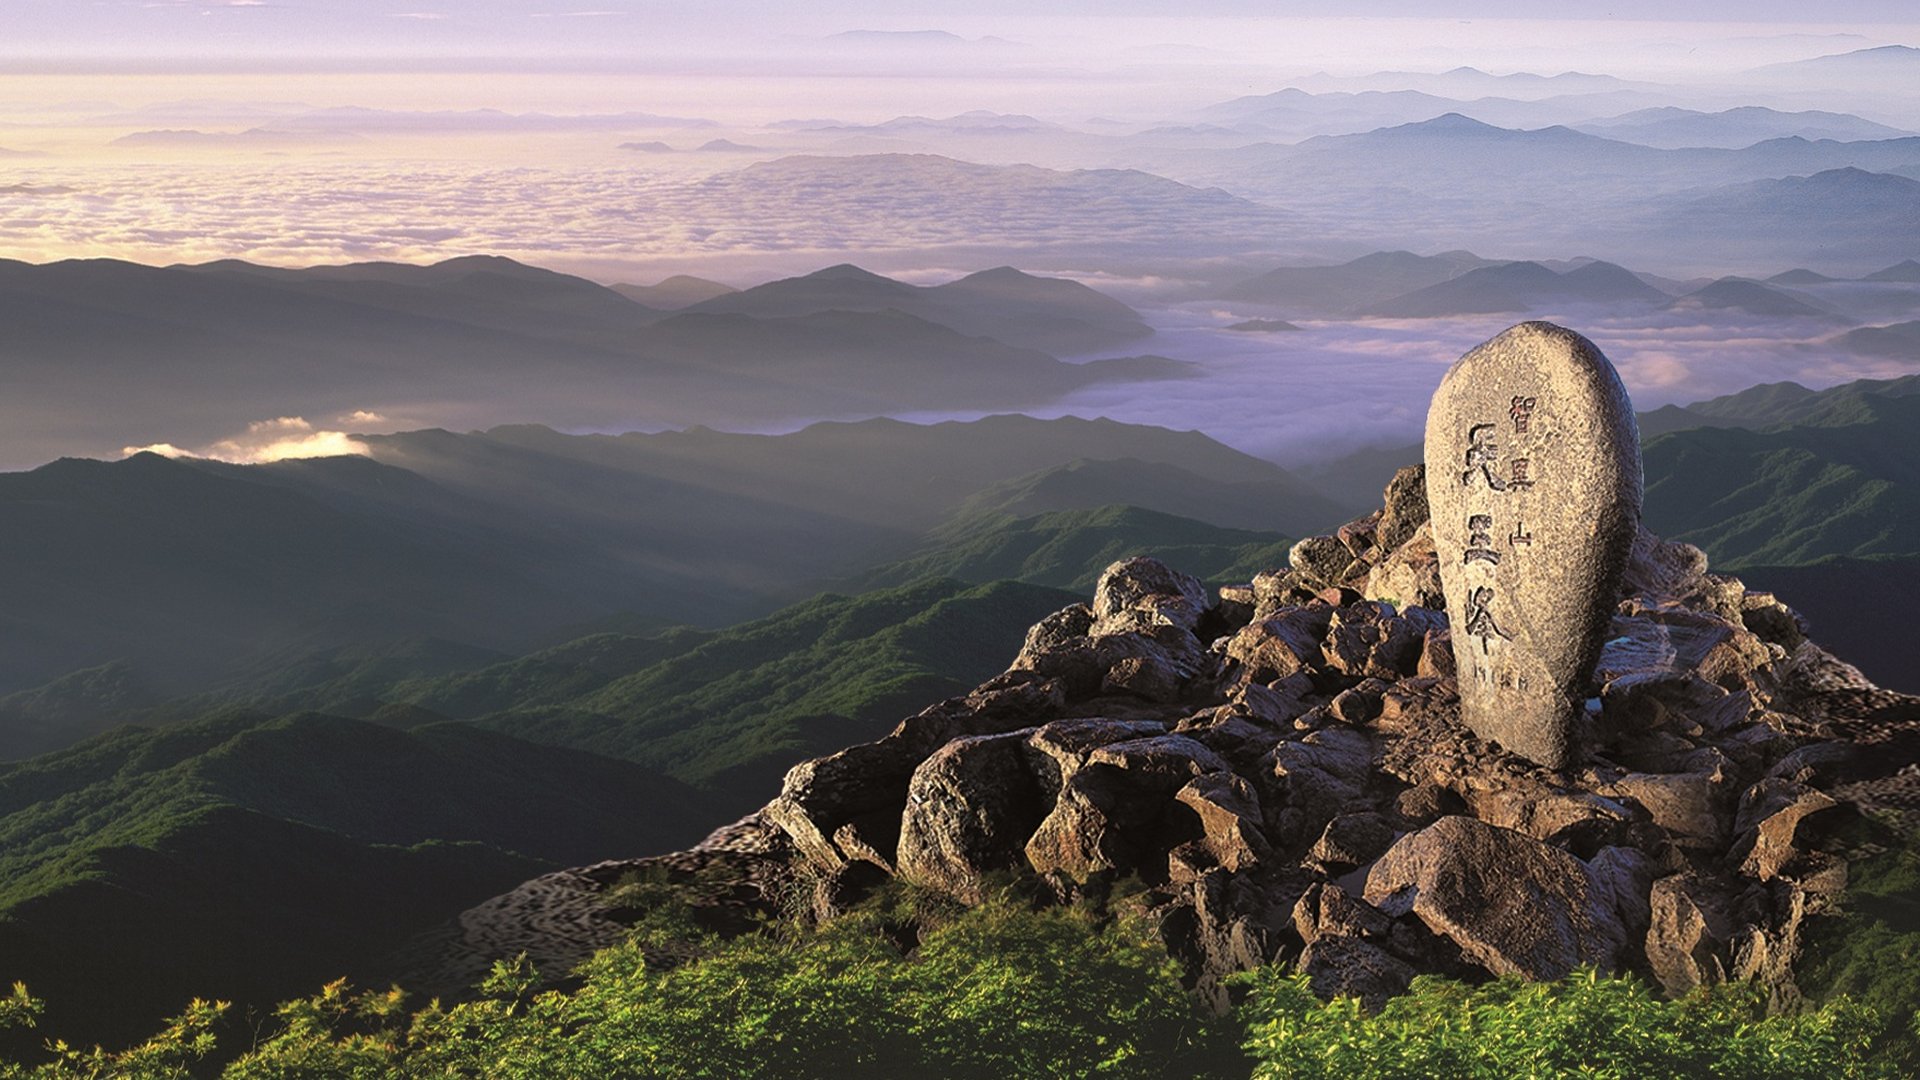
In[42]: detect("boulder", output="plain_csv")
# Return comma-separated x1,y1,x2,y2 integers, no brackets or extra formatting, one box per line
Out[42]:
1644,872,1732,996
1309,811,1398,870
1602,771,1728,850
1293,881,1394,945
1738,783,1842,882
1289,535,1354,591
1376,465,1429,554
1025,735,1226,879
1092,557,1210,635
766,739,924,869
1225,606,1335,684
1322,602,1441,680
1338,513,1381,558
1014,604,1094,668
896,731,1046,903
1299,934,1416,1010
1364,526,1444,612
1363,816,1630,980
1175,771,1270,871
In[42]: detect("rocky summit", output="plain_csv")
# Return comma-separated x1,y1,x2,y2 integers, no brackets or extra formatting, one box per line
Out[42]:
409,465,1920,1015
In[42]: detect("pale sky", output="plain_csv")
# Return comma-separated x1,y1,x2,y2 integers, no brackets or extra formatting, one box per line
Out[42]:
5,1,1915,68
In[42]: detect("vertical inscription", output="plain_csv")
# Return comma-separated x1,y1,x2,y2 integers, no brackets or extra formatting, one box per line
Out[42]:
1509,395,1537,433
1509,457,1535,491
1425,321,1643,770
1456,398,1539,669
1462,585,1512,654
1461,424,1507,491
1464,514,1501,566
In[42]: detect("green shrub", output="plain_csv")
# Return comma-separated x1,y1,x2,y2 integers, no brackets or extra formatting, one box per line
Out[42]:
1,899,1909,1080
1238,966,1892,1080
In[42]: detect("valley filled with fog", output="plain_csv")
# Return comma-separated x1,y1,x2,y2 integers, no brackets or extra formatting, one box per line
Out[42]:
2,18,1918,475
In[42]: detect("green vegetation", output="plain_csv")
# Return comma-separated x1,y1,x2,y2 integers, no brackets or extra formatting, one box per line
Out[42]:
859,504,1293,594
1642,394,1920,568
0,891,1904,1079
0,710,723,1048
1240,966,1891,1079
1800,825,1920,1070
439,578,1080,792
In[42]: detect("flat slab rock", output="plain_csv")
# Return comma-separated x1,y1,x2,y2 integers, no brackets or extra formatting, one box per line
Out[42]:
1424,321,1642,769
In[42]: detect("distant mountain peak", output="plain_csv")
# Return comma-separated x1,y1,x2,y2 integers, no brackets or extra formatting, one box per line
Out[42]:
1406,112,1500,132
800,263,901,284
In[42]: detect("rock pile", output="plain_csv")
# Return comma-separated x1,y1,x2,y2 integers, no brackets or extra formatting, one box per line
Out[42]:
413,466,1920,1011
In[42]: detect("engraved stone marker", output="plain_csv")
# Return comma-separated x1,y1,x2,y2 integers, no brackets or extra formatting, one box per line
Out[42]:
1424,322,1641,769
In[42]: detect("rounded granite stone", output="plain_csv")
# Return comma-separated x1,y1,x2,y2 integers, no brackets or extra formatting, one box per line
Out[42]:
1423,322,1642,770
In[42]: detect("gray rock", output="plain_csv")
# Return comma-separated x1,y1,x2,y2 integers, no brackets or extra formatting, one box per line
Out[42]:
1363,526,1444,611
1645,872,1732,996
1289,535,1354,590
1363,815,1629,980
1299,934,1416,1009
1092,557,1210,635
896,731,1046,903
1424,322,1642,770
1376,465,1430,554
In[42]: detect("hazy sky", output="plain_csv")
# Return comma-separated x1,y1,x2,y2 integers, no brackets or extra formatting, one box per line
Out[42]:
1,0,1914,469
6,2,1915,72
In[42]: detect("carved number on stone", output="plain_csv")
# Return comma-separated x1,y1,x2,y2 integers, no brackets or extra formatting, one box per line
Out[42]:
1510,520,1534,547
1463,585,1513,656
1461,424,1507,490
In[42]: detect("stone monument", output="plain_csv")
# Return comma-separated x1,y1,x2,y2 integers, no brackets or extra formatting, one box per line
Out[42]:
1424,322,1641,769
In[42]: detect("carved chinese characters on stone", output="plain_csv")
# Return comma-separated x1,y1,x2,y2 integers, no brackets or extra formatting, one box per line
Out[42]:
1424,322,1642,769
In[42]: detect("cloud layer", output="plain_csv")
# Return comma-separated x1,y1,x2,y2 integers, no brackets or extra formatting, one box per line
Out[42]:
124,416,370,463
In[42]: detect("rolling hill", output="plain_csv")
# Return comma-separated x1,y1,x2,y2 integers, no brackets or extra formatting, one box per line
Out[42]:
0,711,725,1047
0,415,1347,760
0,255,1170,468
854,504,1292,595
1640,393,1920,568
1576,106,1913,149
684,263,1153,355
1362,258,1667,317
1219,250,1496,314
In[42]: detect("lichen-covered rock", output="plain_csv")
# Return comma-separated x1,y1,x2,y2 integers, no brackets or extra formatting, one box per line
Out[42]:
1645,872,1732,997
1376,466,1430,552
1290,535,1355,591
1364,526,1444,611
1364,816,1631,980
896,731,1047,903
